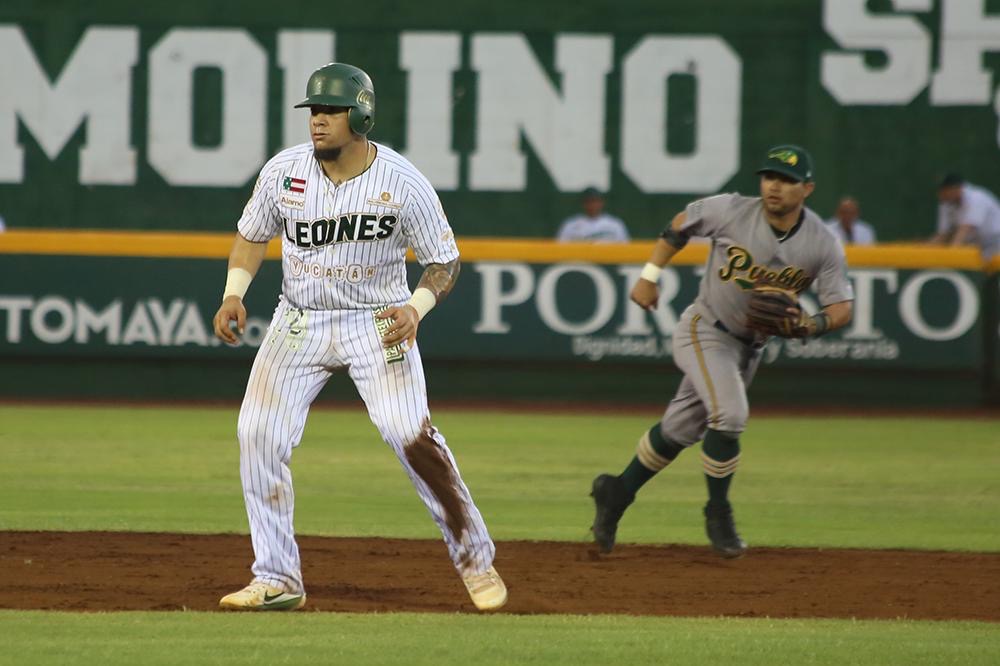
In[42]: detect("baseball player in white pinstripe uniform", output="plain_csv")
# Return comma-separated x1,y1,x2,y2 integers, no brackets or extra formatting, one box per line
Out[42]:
213,63,506,612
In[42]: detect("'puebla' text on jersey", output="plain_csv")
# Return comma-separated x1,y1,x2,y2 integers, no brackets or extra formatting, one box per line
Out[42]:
237,142,459,310
681,193,854,340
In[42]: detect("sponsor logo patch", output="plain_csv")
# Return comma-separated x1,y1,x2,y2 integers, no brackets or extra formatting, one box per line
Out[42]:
280,194,305,210
366,192,402,209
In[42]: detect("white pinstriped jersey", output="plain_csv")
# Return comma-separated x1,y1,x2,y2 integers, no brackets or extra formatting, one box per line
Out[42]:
237,142,459,310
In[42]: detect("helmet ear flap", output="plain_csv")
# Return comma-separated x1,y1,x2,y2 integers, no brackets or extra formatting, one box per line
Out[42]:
348,108,373,135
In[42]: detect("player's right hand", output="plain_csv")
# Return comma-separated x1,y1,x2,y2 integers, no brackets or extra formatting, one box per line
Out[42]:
213,296,246,345
630,279,660,311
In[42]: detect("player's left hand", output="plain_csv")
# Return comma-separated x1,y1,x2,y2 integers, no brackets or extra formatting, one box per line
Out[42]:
377,305,419,351
630,279,660,311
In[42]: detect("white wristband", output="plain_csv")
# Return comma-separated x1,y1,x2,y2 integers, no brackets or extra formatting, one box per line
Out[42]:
223,267,252,300
640,262,662,283
407,287,437,320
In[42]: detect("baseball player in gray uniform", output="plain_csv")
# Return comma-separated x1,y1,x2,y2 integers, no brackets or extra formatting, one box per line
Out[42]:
213,63,506,611
590,145,854,558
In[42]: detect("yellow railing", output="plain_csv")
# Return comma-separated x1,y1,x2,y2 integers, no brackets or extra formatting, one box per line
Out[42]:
0,229,989,270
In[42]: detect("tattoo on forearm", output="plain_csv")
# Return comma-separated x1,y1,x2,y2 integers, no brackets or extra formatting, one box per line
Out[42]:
417,258,461,302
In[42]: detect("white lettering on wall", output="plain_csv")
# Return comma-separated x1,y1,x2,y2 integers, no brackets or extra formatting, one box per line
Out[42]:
821,0,932,105
536,264,616,335
0,296,259,347
931,0,1000,105
470,33,613,191
620,36,741,193
472,263,535,333
0,27,751,190
843,269,898,340
146,299,186,345
400,32,462,189
0,296,33,343
148,29,267,186
898,271,979,341
30,297,74,344
75,300,122,344
0,26,138,184
277,30,336,149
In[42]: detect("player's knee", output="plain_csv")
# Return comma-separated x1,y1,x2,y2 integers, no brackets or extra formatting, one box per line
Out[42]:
237,415,282,454
710,405,749,433
378,414,436,450
655,422,698,450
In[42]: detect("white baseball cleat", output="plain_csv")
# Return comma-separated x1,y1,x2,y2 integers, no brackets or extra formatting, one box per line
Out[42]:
462,566,508,612
219,581,306,611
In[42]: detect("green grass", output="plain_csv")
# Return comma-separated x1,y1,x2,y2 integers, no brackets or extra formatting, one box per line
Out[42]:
0,611,996,666
2,404,998,664
1,405,998,550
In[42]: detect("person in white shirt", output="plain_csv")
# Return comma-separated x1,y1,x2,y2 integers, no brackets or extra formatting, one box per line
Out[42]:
825,196,876,245
932,173,1000,259
556,187,630,242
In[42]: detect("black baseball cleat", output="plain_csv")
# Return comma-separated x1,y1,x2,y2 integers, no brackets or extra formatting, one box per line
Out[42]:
704,503,747,559
590,474,634,553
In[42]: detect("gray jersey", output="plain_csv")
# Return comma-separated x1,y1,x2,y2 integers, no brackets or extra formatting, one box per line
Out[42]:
681,193,853,339
237,142,459,310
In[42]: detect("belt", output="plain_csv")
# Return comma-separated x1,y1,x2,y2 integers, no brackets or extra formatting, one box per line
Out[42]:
713,319,764,349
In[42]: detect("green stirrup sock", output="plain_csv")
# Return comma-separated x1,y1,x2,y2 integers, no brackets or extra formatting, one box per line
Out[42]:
620,425,685,496
701,429,741,510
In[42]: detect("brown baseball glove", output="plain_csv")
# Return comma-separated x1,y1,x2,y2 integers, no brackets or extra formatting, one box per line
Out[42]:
745,283,813,338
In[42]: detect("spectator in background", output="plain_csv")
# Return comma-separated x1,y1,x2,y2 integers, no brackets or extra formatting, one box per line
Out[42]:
931,173,1000,259
557,187,630,242
825,196,876,245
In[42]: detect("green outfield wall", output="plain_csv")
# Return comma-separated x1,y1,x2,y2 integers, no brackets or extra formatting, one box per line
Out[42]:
2,0,999,240
1,236,996,405
0,256,986,371
989,272,1000,402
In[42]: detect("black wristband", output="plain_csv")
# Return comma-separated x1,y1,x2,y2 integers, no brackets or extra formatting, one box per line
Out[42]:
810,312,832,337
659,227,690,250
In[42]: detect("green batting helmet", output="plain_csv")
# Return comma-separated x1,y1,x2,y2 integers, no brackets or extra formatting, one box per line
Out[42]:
294,63,375,136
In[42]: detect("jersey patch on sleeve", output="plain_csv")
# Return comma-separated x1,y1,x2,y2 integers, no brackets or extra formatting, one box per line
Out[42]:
280,175,307,210
282,176,306,193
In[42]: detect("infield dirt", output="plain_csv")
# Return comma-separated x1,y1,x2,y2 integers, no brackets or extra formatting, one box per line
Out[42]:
2,531,998,620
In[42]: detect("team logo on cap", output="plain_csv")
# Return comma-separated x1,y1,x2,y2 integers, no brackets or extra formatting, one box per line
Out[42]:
769,149,798,166
357,90,373,107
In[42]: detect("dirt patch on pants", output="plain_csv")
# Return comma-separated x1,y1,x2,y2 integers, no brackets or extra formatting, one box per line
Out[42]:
2,531,998,620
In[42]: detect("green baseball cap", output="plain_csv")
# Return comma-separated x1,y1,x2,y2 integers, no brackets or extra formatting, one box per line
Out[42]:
756,144,814,182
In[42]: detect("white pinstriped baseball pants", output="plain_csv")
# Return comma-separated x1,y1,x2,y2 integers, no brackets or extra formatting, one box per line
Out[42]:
236,296,496,594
